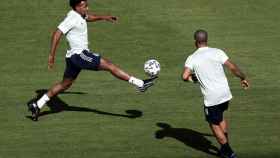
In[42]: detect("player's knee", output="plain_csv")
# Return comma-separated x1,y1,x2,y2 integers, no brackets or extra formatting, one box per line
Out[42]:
65,83,72,90
106,62,117,72
216,134,227,144
107,62,115,71
100,58,115,71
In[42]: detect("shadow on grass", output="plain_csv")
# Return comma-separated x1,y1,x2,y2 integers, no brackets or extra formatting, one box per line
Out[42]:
155,122,219,157
26,89,143,120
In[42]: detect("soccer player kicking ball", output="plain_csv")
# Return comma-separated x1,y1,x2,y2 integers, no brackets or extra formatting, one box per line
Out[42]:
27,0,157,121
182,29,250,158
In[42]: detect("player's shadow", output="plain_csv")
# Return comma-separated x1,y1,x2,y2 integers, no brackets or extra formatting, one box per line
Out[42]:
26,89,143,120
155,122,220,157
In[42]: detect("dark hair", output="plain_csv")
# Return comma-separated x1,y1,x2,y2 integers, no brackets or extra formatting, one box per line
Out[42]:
69,0,86,9
194,29,208,43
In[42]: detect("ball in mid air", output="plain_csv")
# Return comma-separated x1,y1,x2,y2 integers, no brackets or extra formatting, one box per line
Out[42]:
144,59,160,77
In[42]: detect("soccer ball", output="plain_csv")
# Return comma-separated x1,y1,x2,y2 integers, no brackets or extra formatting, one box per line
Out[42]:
144,59,160,77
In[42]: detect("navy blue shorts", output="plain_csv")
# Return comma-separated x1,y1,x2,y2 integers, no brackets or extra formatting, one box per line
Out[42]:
63,50,101,79
204,101,229,125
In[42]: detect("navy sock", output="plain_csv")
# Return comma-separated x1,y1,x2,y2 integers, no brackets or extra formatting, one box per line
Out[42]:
221,143,234,156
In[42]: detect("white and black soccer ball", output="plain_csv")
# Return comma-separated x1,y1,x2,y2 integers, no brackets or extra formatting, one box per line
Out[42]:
144,59,160,77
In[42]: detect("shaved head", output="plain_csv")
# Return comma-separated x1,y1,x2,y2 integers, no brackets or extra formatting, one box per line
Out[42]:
194,29,208,44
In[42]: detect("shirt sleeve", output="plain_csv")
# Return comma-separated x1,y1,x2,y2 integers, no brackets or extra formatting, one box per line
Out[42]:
217,49,229,64
184,55,193,70
57,14,76,34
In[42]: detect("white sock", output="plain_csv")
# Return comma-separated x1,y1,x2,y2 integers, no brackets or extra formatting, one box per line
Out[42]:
36,94,50,109
128,76,144,87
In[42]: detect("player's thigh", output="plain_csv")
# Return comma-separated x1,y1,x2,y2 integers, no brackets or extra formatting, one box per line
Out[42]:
220,101,229,112
204,105,223,125
72,50,101,71
204,101,229,125
64,57,81,80
98,57,115,71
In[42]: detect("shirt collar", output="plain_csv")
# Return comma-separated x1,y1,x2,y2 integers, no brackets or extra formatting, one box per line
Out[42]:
197,46,209,50
71,10,85,19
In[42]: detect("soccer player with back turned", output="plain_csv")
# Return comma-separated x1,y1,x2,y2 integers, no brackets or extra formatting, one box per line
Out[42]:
27,0,157,121
182,29,250,158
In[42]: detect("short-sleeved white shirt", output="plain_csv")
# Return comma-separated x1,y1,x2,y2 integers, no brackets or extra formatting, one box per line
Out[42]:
58,10,89,58
185,47,232,107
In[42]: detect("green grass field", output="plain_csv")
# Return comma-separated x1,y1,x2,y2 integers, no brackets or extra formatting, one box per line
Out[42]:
0,0,280,158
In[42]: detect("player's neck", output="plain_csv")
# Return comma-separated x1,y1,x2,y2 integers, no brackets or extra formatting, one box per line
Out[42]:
197,44,208,49
73,9,86,18
195,42,207,48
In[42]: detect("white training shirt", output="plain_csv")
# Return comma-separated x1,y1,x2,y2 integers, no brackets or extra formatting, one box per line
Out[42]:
185,47,233,107
58,10,89,58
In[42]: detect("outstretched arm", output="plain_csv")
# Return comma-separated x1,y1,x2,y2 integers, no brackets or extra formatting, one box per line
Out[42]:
48,29,63,70
86,13,117,22
224,60,250,89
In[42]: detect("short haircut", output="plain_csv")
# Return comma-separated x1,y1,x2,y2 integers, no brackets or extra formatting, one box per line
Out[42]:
194,29,208,43
69,0,86,9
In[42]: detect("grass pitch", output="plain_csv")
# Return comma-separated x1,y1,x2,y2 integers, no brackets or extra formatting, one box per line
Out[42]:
0,0,279,158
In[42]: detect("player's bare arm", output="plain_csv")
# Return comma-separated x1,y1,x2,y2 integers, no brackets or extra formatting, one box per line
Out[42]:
48,29,63,70
182,67,193,82
224,60,250,89
86,13,117,23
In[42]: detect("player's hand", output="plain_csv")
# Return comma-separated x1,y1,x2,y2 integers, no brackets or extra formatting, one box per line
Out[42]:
241,79,249,90
188,73,198,83
106,16,118,23
48,55,55,70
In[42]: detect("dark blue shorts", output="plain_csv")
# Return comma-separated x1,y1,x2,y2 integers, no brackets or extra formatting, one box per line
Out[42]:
63,50,101,79
204,101,229,125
